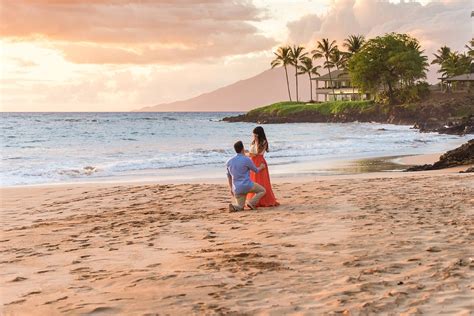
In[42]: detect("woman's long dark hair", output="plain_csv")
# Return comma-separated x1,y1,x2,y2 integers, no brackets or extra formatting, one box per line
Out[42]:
252,126,269,152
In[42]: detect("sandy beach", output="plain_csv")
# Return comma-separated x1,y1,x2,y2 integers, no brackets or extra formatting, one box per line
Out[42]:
1,158,473,315
2,0,473,314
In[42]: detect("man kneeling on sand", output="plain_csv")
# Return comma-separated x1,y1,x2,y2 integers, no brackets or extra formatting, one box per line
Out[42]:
226,141,266,212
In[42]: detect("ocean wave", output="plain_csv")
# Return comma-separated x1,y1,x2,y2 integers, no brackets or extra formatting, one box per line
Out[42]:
3,157,23,160
194,148,229,154
104,155,226,172
414,139,432,143
51,118,105,123
2,113,471,186
23,139,45,143
101,147,339,172
129,116,178,121
58,166,99,177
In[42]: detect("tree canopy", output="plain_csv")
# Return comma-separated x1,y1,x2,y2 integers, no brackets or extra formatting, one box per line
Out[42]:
348,33,428,103
433,41,473,79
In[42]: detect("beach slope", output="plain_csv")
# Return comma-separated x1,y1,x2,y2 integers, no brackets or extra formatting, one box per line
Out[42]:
1,172,473,314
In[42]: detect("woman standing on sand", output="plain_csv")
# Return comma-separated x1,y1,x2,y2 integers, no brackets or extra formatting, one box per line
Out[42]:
247,126,280,207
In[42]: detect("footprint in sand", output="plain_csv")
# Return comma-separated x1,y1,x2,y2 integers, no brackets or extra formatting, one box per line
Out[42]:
85,306,120,315
5,299,26,305
9,276,27,282
43,296,68,305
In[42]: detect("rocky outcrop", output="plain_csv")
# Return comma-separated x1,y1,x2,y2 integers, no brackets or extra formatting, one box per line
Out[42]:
224,108,387,124
416,115,474,135
224,110,329,124
224,92,474,136
406,140,474,171
396,92,474,134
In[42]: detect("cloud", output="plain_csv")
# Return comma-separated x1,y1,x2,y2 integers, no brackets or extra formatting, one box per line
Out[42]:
2,0,471,111
0,39,274,112
8,57,38,68
286,0,472,81
50,33,276,64
0,0,276,64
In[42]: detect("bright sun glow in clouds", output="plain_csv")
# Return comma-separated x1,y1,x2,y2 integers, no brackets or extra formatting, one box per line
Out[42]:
0,0,471,112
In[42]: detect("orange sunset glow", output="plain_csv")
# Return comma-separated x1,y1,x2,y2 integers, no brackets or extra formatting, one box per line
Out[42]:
0,0,471,111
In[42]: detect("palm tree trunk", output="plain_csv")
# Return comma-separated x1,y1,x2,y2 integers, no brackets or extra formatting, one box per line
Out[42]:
315,79,318,102
295,63,299,102
308,73,313,102
326,57,335,100
284,65,292,101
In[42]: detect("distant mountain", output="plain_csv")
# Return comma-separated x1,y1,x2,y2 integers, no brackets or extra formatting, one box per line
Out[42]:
137,67,311,112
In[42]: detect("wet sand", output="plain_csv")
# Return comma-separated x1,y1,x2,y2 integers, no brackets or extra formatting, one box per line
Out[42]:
1,169,473,315
395,153,441,166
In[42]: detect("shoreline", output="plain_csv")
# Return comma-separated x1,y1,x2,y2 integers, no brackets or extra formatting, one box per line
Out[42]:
4,112,471,189
2,165,470,195
0,151,454,190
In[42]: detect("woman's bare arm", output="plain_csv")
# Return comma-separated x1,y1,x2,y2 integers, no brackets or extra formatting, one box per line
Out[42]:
244,149,254,157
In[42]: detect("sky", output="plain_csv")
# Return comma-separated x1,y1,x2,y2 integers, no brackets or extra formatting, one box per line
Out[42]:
0,0,472,112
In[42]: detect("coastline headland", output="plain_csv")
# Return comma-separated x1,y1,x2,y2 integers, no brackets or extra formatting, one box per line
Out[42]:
224,91,474,136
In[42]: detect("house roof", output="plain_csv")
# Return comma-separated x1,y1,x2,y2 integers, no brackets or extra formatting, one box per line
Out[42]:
444,73,474,82
312,69,350,81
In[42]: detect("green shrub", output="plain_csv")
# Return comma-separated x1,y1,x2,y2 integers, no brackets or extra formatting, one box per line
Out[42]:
248,100,375,117
375,82,430,105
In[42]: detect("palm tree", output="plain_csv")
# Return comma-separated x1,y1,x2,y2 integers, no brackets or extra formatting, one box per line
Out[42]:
343,35,365,55
289,45,308,102
431,46,452,68
342,35,365,99
466,39,474,57
468,40,474,72
271,46,293,101
297,57,321,102
439,52,472,91
312,39,338,98
329,48,346,70
440,52,472,78
431,46,453,91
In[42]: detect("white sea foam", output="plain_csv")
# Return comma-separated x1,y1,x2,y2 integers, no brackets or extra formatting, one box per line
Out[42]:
1,112,470,186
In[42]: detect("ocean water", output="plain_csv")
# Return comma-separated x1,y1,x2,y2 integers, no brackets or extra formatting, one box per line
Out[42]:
1,112,470,186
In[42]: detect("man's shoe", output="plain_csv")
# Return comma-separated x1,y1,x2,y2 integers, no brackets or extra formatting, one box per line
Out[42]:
229,204,239,212
246,203,256,210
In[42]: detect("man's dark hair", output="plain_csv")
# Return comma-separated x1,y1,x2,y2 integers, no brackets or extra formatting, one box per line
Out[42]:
234,141,244,153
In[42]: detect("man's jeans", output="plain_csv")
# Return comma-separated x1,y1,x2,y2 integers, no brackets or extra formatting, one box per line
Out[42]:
233,183,266,210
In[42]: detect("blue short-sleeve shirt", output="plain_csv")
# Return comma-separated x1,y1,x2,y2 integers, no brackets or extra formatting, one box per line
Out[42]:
226,153,259,195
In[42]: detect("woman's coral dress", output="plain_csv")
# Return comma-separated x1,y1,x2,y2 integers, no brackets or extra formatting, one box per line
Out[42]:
248,143,280,207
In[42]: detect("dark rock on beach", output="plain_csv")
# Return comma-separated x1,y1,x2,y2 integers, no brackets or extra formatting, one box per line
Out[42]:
406,139,474,171
415,115,474,135
460,166,474,173
434,116,473,135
